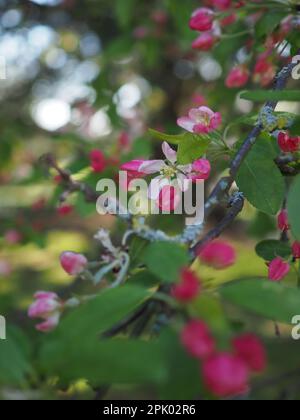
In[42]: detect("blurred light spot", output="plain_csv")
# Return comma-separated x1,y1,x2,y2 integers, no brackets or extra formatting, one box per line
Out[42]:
197,56,222,81
236,47,249,64
80,33,101,57
174,59,195,80
74,61,100,83
1,9,22,28
114,83,142,109
28,25,56,52
235,96,253,114
45,48,67,69
29,0,62,5
88,109,112,138
32,99,71,131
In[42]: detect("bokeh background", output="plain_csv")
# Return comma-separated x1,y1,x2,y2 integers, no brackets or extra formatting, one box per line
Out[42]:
0,0,299,400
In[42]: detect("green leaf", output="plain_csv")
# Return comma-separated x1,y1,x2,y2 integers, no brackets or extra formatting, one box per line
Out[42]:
221,278,300,324
287,175,300,241
289,117,300,136
0,327,32,386
177,135,210,165
240,90,300,102
148,128,192,145
255,240,292,261
48,285,151,343
255,11,287,38
236,136,285,215
40,338,166,386
141,241,189,283
115,0,136,28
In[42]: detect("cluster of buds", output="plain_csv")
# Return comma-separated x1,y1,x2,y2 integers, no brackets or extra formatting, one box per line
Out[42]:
181,319,267,398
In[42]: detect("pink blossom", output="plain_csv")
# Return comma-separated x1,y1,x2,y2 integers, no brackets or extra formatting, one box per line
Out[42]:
192,33,216,51
189,8,214,32
277,210,289,232
4,229,22,245
278,132,300,153
28,291,62,333
292,242,300,259
177,106,222,134
172,268,201,302
120,160,148,177
90,149,106,173
57,204,73,216
226,66,249,88
220,13,236,26
203,353,249,398
60,251,88,276
198,240,236,269
268,257,290,282
212,0,232,10
253,58,276,87
232,334,267,373
181,320,215,360
189,159,211,181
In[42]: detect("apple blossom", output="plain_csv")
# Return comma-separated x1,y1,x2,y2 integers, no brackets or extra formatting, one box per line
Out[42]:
198,240,236,269
57,204,73,216
177,106,222,134
226,66,250,88
172,268,201,302
203,353,249,398
189,8,214,32
60,251,88,275
181,320,215,360
253,58,276,87
268,257,290,282
232,334,267,373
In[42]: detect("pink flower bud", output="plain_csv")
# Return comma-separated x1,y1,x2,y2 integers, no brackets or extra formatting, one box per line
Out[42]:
172,268,201,302
268,257,290,282
36,314,60,333
232,334,267,373
90,149,106,173
189,8,214,32
60,251,88,275
28,291,62,333
4,229,22,245
203,353,249,398
189,159,211,181
181,320,215,360
277,209,289,232
192,33,216,51
292,242,300,259
278,132,300,153
120,160,147,176
220,13,236,26
226,66,250,88
57,204,73,216
198,240,236,269
212,0,232,10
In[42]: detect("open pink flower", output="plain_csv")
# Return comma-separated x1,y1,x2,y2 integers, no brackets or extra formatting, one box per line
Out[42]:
181,320,215,360
198,240,236,269
189,8,214,32
226,66,249,88
172,268,201,302
60,251,88,276
268,257,290,282
177,106,222,134
28,291,62,333
203,353,249,398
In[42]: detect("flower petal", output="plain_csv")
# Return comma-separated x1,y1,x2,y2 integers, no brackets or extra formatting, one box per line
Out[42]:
139,160,165,174
177,117,195,133
162,142,177,164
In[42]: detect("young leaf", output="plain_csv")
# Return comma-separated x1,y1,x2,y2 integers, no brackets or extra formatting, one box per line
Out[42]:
141,241,189,283
236,136,285,215
255,240,292,261
177,135,210,165
221,279,300,324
